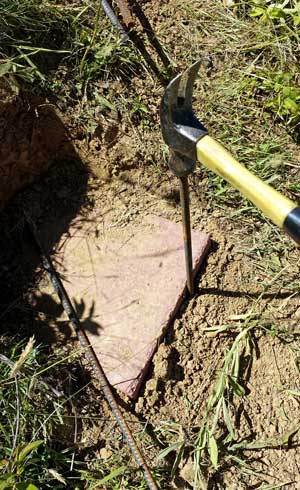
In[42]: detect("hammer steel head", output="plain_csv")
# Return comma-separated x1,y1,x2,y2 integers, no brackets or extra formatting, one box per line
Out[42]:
160,60,208,177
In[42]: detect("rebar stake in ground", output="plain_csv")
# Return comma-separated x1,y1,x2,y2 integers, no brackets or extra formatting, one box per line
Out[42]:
179,176,194,296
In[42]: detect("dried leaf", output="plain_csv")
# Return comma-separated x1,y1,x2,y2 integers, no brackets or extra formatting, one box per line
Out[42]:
10,337,35,377
223,0,235,7
48,469,67,485
208,435,218,469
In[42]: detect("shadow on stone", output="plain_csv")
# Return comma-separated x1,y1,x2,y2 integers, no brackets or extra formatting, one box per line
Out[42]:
0,91,96,345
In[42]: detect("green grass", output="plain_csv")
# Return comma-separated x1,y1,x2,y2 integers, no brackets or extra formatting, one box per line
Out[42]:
0,0,72,86
2,0,300,489
0,0,142,94
0,0,151,146
155,280,300,488
173,0,300,213
0,336,168,489
0,337,78,489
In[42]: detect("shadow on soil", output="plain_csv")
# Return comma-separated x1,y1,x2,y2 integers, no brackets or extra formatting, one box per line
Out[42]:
0,94,102,344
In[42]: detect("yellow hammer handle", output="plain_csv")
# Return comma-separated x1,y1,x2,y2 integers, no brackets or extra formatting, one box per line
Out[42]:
196,136,300,243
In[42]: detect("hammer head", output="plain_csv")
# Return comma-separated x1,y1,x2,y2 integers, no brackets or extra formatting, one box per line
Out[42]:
160,60,208,177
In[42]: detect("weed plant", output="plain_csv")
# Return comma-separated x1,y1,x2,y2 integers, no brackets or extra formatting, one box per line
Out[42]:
0,335,167,489
0,0,142,94
0,337,81,489
175,0,300,229
0,0,72,85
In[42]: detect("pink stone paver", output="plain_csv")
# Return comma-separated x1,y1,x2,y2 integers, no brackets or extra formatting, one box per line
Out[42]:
46,215,210,398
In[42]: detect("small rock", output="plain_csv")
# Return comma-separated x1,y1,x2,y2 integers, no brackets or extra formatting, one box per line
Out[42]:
146,378,158,392
180,458,194,485
154,359,169,379
100,447,112,460
135,397,144,413
186,360,194,372
198,306,207,316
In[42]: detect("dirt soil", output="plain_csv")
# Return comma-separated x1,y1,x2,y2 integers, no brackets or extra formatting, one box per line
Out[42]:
0,83,77,209
1,1,300,489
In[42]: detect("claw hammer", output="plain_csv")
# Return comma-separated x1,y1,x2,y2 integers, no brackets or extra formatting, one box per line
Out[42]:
160,61,300,296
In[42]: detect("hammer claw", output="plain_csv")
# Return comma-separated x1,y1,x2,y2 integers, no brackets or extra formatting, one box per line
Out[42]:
181,59,202,108
164,60,201,108
160,59,208,172
168,73,182,108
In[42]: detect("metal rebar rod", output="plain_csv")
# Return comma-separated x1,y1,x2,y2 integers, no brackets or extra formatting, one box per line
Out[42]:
178,176,194,296
101,0,130,42
26,219,158,490
130,0,171,69
115,0,133,27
